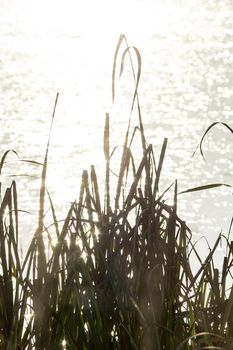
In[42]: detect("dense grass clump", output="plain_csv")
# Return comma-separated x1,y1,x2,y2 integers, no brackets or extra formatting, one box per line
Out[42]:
0,35,233,349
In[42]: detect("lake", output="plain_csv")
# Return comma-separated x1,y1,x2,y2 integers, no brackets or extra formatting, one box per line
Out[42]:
0,0,232,262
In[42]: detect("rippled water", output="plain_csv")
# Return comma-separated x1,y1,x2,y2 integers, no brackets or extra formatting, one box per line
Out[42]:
0,0,232,259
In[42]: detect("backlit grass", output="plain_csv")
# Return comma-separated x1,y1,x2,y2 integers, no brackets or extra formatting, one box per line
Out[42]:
0,35,232,350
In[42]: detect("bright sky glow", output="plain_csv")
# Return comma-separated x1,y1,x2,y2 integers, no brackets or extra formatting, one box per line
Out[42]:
8,0,183,36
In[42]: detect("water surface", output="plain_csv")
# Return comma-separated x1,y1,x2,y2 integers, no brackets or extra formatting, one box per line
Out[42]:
0,0,232,261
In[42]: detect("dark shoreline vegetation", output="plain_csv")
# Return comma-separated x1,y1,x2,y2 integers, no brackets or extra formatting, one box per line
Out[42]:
0,35,233,349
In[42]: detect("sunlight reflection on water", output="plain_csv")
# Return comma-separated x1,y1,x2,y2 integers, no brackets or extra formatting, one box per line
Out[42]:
0,0,232,261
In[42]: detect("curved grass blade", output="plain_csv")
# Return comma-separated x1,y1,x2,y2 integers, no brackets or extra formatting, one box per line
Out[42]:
193,122,233,160
179,183,232,195
18,159,43,166
0,152,42,178
0,150,19,176
6,174,38,179
112,34,126,103
119,46,141,114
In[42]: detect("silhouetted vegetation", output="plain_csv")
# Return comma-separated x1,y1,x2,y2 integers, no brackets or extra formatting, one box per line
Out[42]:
0,35,232,350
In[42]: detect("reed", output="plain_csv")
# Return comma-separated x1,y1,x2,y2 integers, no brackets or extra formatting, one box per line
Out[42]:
0,35,232,349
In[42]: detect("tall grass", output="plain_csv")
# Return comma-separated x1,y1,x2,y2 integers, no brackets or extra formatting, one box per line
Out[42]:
0,35,233,349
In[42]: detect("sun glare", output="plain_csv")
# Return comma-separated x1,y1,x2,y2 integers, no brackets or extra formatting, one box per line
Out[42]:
11,0,182,37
